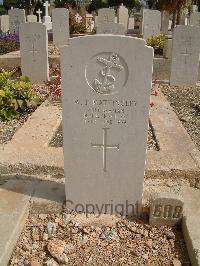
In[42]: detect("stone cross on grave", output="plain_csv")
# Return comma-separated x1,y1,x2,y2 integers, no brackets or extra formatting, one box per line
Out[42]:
91,128,120,172
36,9,42,23
180,47,192,64
43,1,50,17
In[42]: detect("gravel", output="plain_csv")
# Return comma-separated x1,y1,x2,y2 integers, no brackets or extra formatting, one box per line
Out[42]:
48,44,60,56
9,212,190,266
49,122,158,151
161,84,200,151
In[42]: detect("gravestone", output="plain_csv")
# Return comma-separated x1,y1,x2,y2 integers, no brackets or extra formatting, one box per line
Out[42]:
142,9,161,40
8,8,25,34
0,15,9,32
94,16,98,27
190,12,200,27
98,8,115,25
52,8,69,47
97,22,125,35
161,11,169,34
19,23,49,82
150,193,184,226
75,13,82,23
85,13,94,32
117,4,128,31
170,25,200,87
128,17,135,33
36,9,43,23
43,1,52,30
27,15,37,22
60,35,153,216
163,35,172,59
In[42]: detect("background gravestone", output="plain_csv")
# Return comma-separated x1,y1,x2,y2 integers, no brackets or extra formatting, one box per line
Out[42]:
128,17,135,33
97,22,125,35
9,8,25,34
61,35,153,216
0,15,9,32
117,4,129,31
150,193,184,226
190,12,200,27
98,8,115,25
52,8,69,47
142,9,161,40
19,23,49,82
27,15,37,22
161,11,169,34
170,25,200,87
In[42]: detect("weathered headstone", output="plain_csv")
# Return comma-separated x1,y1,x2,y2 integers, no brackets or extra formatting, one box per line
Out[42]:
128,16,135,33
190,12,200,27
43,1,52,30
142,9,161,40
163,34,172,59
36,9,43,23
161,10,169,34
97,22,125,35
0,15,9,32
27,15,37,22
117,4,128,31
98,8,115,25
52,8,69,47
75,13,82,23
85,13,94,32
61,36,153,216
170,25,200,87
8,8,25,34
149,193,184,226
19,23,49,82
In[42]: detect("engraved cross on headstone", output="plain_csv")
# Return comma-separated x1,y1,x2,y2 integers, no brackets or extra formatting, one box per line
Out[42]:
27,43,38,61
91,128,119,172
180,47,192,64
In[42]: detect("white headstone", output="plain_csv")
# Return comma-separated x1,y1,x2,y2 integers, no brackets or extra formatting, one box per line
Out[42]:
161,11,169,34
0,15,9,32
94,15,98,27
43,1,52,30
117,4,129,31
190,12,200,27
8,8,26,34
142,9,161,40
128,17,135,33
19,23,49,82
75,13,82,23
36,9,43,23
97,22,125,35
60,35,153,216
98,8,115,25
27,15,37,22
170,25,200,87
85,13,94,32
52,8,69,47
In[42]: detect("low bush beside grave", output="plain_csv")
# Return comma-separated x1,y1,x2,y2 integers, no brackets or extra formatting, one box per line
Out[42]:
0,69,50,144
146,34,164,55
0,33,20,55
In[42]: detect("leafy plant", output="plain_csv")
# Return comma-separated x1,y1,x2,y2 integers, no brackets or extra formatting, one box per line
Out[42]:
0,70,39,120
0,33,20,55
146,34,164,55
69,13,86,34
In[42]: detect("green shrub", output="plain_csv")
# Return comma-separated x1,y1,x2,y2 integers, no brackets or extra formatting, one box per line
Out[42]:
69,13,86,34
0,70,39,120
146,34,164,55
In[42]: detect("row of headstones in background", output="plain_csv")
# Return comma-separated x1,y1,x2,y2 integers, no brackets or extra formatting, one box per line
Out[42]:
19,7,70,82
96,6,128,35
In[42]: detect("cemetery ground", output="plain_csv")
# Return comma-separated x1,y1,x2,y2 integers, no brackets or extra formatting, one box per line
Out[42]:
0,67,200,265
